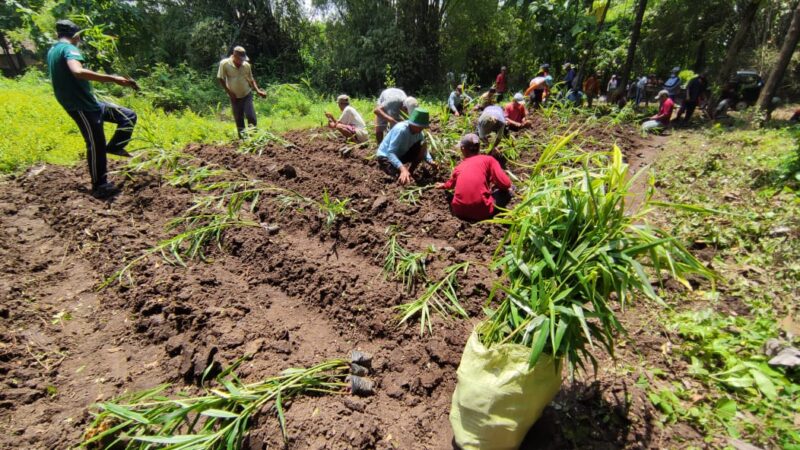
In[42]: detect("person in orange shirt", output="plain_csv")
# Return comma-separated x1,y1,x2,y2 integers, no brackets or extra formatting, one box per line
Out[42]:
503,93,529,131
583,72,601,107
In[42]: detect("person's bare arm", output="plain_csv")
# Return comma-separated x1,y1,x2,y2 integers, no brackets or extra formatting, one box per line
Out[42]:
67,59,138,89
248,76,267,98
373,106,397,125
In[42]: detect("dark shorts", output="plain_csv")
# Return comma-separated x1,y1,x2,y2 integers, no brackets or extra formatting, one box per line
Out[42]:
377,142,425,176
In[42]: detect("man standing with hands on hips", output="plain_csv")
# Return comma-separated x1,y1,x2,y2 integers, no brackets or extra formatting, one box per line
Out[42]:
47,19,139,197
217,46,267,138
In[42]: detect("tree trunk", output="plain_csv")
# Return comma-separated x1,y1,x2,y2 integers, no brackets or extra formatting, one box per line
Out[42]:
613,0,647,102
0,31,21,75
576,0,611,88
717,0,761,87
756,0,800,117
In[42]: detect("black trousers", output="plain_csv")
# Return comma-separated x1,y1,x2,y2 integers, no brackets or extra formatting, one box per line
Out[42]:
678,100,698,122
67,102,137,188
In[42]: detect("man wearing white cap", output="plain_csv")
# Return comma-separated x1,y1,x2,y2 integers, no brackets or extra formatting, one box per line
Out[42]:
325,94,368,143
642,90,675,133
217,46,267,138
503,93,530,131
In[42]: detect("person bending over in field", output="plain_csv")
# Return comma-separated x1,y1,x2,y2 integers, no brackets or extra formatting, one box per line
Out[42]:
524,74,553,109
504,93,530,131
217,46,267,139
47,20,139,198
477,104,507,149
473,87,497,112
375,108,436,185
436,133,512,222
325,95,368,143
448,84,472,117
374,88,418,144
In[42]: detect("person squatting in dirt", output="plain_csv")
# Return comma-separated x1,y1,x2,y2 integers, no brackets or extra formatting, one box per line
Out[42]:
436,133,512,222
47,19,140,197
325,94,369,143
375,108,436,185
448,84,472,117
217,46,267,139
374,88,418,144
642,89,675,133
503,93,530,131
473,87,498,112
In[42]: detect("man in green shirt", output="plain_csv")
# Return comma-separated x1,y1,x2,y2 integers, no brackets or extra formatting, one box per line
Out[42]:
47,19,139,197
217,46,267,138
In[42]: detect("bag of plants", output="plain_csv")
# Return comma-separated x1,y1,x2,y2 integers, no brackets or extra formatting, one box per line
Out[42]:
449,331,562,450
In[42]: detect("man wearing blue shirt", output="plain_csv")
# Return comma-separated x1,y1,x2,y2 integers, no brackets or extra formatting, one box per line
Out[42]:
375,108,436,185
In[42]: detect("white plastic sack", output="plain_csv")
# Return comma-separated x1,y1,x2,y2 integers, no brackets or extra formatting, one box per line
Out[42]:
450,331,562,450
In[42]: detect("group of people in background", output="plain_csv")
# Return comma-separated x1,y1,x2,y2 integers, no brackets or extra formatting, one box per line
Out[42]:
48,17,712,221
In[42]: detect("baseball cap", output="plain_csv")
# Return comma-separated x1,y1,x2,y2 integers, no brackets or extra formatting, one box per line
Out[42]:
655,89,669,100
513,93,524,102
56,20,81,38
232,46,249,61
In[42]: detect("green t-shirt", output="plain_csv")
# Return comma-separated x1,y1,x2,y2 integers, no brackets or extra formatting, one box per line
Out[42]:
47,41,100,112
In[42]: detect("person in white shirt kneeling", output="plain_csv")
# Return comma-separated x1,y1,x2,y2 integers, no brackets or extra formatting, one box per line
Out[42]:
325,94,369,143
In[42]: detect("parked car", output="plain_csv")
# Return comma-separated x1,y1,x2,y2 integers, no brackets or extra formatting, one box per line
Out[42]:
727,70,764,110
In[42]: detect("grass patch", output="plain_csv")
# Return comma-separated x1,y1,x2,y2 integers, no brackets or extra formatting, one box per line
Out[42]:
645,126,800,448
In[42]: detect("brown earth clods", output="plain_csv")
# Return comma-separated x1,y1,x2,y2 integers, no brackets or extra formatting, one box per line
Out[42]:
0,122,691,449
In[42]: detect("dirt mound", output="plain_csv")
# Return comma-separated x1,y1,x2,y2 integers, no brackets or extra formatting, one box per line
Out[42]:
0,122,677,449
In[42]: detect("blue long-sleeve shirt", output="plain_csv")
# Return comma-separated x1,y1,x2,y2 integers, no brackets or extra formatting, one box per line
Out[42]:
448,90,472,113
375,121,432,168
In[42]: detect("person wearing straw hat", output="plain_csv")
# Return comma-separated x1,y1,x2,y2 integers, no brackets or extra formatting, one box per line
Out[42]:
642,89,675,133
435,133,512,222
374,88,416,144
217,46,267,139
325,94,368,143
503,93,530,131
47,19,140,197
375,108,436,185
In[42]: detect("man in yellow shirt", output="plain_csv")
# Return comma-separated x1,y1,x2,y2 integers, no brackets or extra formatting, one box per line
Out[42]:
217,46,266,138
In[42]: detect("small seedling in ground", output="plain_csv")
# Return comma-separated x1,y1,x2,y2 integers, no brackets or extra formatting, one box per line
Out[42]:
398,185,433,206
240,128,294,155
277,189,354,229
395,261,471,335
382,227,434,292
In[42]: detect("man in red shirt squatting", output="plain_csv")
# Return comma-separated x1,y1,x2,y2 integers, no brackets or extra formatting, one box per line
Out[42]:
642,89,674,133
436,134,513,222
504,93,530,131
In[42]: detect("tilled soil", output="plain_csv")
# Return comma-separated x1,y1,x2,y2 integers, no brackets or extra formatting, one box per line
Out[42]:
0,122,688,449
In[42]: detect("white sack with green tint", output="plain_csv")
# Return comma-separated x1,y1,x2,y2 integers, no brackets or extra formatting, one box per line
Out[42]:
450,331,562,450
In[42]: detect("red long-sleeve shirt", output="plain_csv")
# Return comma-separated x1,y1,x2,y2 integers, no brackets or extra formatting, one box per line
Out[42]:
442,154,512,221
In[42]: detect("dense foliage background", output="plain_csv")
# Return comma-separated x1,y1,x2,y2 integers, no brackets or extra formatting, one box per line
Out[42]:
2,0,800,99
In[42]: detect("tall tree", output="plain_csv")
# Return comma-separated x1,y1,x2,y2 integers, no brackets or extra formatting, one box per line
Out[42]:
614,0,647,101
716,0,762,87
756,0,800,116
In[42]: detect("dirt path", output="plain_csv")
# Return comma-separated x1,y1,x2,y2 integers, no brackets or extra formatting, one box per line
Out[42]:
0,123,685,449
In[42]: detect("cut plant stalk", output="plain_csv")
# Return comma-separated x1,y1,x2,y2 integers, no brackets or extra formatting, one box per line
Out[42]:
398,184,433,206
479,134,716,374
382,226,431,292
81,358,350,449
395,261,470,335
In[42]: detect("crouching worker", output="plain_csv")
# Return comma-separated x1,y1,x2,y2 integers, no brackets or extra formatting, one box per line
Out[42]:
436,134,512,222
504,93,530,131
375,108,436,185
374,87,418,143
325,95,368,143
642,90,674,133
